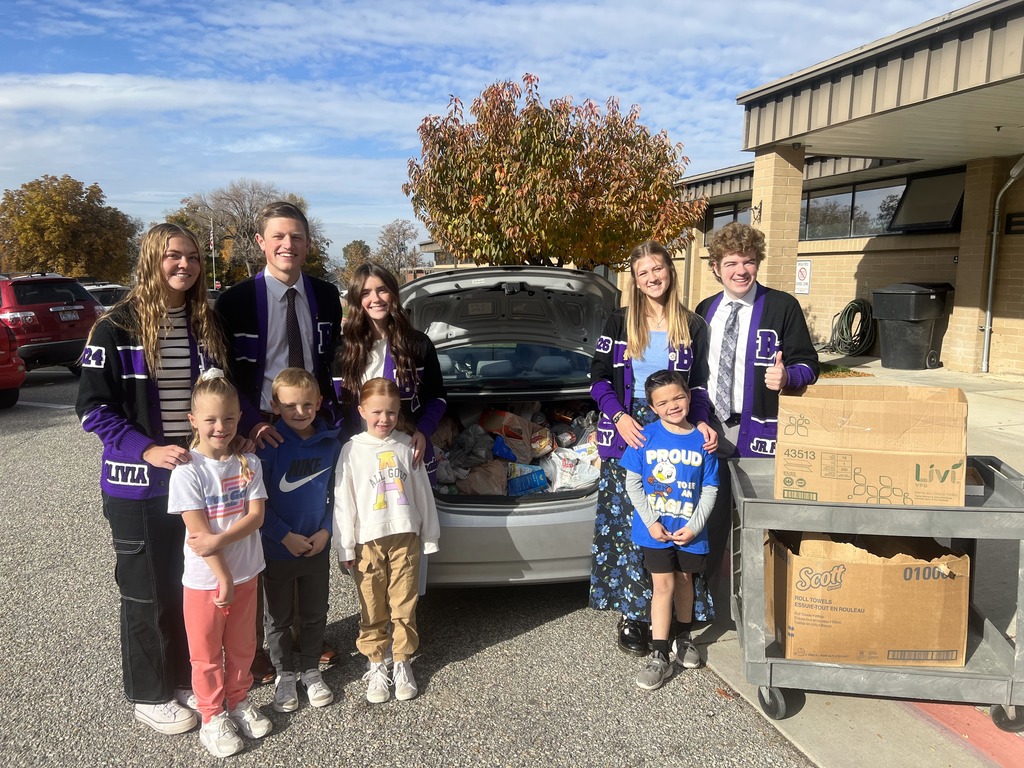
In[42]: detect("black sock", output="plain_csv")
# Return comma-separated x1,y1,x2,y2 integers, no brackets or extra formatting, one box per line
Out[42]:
676,620,692,640
651,639,670,659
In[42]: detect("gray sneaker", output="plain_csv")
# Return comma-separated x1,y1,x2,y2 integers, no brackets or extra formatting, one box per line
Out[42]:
673,637,703,669
273,671,299,713
635,651,674,691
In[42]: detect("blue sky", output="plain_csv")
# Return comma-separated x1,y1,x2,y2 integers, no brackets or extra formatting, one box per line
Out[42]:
0,0,961,263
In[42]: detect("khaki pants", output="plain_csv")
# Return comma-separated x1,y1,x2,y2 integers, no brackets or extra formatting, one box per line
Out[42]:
352,532,421,663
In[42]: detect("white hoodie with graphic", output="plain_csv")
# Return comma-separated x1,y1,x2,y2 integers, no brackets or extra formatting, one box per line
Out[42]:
333,430,440,562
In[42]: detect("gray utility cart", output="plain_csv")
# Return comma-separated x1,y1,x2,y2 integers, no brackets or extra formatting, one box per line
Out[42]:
729,456,1024,731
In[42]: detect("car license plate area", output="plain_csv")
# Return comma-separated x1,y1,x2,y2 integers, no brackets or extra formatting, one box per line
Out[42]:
58,310,79,321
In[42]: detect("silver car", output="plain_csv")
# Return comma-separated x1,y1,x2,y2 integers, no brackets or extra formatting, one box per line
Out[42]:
401,266,619,586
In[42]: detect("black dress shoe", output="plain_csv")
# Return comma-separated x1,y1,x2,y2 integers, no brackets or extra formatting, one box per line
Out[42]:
617,616,650,656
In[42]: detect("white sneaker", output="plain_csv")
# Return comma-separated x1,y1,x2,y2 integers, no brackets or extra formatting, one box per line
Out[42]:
273,671,299,713
393,661,418,701
134,700,197,735
362,661,392,704
300,669,334,708
228,698,273,739
199,712,243,758
174,688,198,711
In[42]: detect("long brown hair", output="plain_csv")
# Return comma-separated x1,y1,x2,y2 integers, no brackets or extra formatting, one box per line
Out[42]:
338,263,418,397
91,223,227,374
625,240,694,360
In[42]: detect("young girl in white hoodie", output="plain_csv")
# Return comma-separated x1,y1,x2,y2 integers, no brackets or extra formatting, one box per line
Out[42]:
335,377,440,704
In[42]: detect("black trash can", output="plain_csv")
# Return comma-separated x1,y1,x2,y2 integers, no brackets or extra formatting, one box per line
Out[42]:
871,282,954,369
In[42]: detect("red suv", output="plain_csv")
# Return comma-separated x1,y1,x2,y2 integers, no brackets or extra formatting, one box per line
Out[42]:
0,273,104,375
0,320,26,408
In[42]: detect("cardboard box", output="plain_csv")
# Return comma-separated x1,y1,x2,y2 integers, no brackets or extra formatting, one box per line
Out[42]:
775,385,968,507
765,531,970,667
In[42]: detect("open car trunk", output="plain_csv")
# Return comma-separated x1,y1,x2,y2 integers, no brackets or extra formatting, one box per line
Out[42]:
433,395,601,507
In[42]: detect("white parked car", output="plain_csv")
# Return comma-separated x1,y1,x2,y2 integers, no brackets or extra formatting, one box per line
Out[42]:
401,266,619,586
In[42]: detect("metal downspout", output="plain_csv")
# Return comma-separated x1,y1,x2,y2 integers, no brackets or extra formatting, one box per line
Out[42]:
982,154,1024,373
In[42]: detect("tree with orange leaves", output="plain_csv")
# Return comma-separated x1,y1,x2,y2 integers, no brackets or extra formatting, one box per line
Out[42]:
404,74,706,270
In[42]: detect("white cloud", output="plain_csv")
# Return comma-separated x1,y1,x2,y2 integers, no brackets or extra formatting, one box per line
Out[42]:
0,0,962,258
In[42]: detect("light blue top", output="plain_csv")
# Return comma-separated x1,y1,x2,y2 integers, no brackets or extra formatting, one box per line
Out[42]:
632,331,667,401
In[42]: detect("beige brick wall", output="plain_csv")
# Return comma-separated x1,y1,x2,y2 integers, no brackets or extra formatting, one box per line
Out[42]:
681,153,1024,374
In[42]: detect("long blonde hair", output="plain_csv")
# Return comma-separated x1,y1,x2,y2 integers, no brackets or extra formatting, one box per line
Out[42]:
94,223,227,374
625,240,694,360
189,370,253,482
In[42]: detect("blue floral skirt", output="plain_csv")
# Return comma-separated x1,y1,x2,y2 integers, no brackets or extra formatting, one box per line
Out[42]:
588,399,714,623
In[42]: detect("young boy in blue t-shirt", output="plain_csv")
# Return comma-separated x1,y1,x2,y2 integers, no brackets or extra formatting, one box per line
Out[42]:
258,368,342,713
620,369,719,691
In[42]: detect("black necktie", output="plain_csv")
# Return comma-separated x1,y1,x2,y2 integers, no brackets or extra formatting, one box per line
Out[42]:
286,287,305,370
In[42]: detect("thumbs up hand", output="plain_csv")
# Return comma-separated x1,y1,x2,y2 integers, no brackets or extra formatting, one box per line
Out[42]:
765,351,788,391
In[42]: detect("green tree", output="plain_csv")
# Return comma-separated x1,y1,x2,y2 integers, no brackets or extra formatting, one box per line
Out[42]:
404,74,706,270
341,239,371,285
0,174,140,281
171,179,332,284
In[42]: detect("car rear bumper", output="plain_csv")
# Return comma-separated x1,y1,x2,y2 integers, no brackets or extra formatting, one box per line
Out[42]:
0,358,26,390
16,338,87,367
426,490,598,586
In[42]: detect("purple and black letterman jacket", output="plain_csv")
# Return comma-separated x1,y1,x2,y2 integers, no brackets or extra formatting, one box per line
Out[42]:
591,307,712,461
76,303,220,500
215,271,343,434
695,283,819,458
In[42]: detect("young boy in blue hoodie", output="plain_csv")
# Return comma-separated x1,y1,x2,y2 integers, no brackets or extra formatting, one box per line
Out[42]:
258,368,342,713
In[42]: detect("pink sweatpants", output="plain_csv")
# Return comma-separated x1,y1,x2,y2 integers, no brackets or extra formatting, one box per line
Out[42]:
182,576,257,723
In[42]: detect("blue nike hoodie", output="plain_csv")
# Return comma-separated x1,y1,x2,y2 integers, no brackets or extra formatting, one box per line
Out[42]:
258,418,343,561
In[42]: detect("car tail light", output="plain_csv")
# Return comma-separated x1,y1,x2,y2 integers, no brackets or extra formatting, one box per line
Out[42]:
0,310,37,328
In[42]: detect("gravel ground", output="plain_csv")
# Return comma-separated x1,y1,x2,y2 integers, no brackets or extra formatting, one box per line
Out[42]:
0,371,813,767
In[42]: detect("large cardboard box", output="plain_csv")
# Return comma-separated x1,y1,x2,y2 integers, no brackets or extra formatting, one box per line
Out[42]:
775,385,968,507
765,531,970,667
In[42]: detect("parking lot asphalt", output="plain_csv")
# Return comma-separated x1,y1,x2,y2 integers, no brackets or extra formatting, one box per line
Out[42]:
1,370,811,768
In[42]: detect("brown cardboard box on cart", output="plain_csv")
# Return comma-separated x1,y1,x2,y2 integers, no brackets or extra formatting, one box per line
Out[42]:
765,531,970,667
774,385,968,507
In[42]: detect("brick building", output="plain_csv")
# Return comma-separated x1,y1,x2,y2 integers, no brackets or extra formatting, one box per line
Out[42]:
679,0,1024,374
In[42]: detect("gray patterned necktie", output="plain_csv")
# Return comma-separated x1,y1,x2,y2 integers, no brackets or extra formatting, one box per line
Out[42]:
716,302,742,420
286,287,305,370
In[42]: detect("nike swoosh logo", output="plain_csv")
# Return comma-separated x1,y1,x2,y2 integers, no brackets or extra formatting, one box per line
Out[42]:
279,468,330,493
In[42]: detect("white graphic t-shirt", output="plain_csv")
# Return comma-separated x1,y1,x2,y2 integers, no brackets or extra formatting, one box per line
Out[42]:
168,451,268,590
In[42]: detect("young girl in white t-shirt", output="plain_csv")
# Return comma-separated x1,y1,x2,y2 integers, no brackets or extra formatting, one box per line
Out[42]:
168,369,271,758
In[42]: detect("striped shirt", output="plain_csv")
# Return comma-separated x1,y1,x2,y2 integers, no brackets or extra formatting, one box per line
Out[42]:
156,306,193,437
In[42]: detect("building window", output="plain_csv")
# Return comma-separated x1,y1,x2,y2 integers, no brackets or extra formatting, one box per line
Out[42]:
797,169,961,240
805,187,853,239
888,169,965,232
705,202,751,244
852,180,906,236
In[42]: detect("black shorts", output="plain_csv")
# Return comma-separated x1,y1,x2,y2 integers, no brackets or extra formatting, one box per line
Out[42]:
641,546,707,574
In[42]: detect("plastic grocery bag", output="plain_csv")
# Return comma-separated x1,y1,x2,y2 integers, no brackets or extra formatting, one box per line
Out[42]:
447,424,494,470
540,447,600,491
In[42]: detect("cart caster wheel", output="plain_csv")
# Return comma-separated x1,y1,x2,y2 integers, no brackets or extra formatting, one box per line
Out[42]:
991,705,1024,732
925,350,940,369
758,686,788,720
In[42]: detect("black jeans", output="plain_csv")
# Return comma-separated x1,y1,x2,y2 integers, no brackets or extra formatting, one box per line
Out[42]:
103,493,191,703
263,547,330,674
